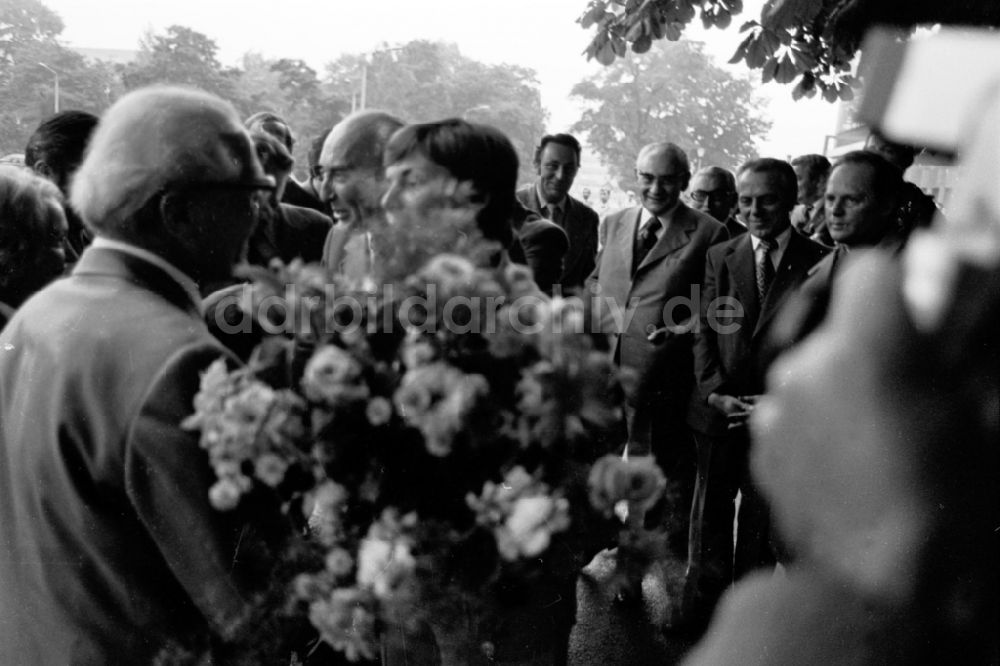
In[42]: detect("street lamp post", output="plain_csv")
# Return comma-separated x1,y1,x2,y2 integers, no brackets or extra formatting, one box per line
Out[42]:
357,46,404,111
38,62,60,114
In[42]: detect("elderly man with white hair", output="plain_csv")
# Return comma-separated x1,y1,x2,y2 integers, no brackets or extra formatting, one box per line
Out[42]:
0,86,292,664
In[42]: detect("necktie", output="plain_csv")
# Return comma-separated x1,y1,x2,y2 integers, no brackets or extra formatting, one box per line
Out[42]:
546,204,562,226
756,237,776,303
632,217,661,275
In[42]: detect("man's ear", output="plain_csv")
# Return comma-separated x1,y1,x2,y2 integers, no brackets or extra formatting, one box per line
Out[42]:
32,160,55,181
158,192,191,239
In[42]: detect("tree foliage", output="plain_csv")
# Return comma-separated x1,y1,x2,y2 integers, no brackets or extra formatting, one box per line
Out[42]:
0,0,122,154
579,0,1000,102
323,41,547,183
571,39,769,188
123,25,240,101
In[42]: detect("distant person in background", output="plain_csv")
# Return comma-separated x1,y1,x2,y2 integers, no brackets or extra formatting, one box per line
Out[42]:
864,130,940,235
0,166,68,328
688,166,745,239
789,154,831,245
516,133,597,292
581,186,592,206
596,186,613,214
245,111,326,214
246,131,331,269
24,110,99,262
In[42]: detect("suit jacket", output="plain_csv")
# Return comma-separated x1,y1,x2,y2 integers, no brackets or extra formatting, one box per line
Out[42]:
517,185,599,292
249,202,332,267
511,198,569,295
0,247,289,664
587,203,727,451
689,230,830,435
281,177,327,214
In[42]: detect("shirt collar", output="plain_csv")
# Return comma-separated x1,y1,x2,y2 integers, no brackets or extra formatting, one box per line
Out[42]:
90,237,202,310
535,183,566,212
750,225,793,263
640,201,679,228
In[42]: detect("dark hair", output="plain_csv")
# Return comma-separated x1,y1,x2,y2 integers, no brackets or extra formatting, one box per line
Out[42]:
0,166,64,307
831,150,904,205
737,157,798,208
790,153,831,182
384,118,517,248
24,110,99,179
533,133,582,167
245,111,293,152
251,131,294,175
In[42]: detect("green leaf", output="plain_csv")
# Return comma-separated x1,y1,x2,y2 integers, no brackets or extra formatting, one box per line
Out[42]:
822,83,839,103
665,21,683,41
650,19,665,39
716,10,732,29
838,84,854,101
611,36,627,57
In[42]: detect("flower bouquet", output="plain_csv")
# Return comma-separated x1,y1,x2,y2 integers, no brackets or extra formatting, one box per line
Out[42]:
184,225,672,664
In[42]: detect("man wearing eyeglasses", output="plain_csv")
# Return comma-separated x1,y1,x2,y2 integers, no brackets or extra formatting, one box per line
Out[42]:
0,87,295,664
688,166,746,239
587,142,726,563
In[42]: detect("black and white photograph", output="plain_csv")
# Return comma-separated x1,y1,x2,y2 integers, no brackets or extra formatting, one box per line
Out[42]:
1,0,997,663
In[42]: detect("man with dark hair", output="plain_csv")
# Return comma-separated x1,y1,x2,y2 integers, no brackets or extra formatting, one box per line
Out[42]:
0,86,290,663
864,130,940,235
688,166,744,238
25,110,99,259
687,157,828,625
247,130,331,267
245,111,327,214
789,153,832,244
517,133,599,292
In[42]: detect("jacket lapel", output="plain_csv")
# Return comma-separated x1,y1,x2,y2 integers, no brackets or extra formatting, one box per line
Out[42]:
72,247,201,318
615,207,641,276
634,203,695,276
726,237,760,329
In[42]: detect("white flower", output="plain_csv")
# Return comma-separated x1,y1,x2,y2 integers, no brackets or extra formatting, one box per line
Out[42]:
365,396,393,426
356,536,415,600
208,477,244,511
254,453,288,487
497,495,570,560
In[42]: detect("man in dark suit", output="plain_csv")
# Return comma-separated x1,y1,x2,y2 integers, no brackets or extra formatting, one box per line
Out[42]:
0,87,291,664
687,158,829,624
587,142,726,555
517,133,599,293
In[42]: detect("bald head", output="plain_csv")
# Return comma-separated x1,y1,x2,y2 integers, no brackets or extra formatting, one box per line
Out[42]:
635,142,690,216
320,110,404,173
636,142,690,174
318,110,403,228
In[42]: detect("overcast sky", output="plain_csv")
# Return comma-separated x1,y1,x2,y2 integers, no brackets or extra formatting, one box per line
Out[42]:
44,0,840,158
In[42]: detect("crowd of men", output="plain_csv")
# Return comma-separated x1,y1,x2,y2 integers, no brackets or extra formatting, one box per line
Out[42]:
0,83,941,662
